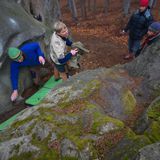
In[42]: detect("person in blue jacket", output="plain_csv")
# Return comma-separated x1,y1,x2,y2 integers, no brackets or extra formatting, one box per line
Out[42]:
8,42,45,102
122,0,153,60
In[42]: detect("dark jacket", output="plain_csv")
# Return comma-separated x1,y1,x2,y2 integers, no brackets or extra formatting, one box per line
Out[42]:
10,42,45,90
135,32,160,57
124,8,153,40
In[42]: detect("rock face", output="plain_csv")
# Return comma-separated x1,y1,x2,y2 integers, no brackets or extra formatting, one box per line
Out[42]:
0,1,46,114
135,142,160,160
0,59,160,160
8,0,61,26
124,37,160,95
0,6,160,160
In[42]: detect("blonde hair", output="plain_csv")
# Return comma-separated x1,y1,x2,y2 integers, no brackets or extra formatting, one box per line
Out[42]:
53,21,67,33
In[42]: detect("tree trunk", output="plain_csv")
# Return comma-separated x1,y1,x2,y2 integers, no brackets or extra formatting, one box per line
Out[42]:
93,0,96,14
87,0,91,11
68,0,78,22
149,0,157,8
104,0,110,15
80,0,87,18
123,0,131,16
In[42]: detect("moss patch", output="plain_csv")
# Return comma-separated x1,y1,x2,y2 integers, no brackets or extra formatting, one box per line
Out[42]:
31,135,60,160
62,157,78,160
148,99,160,120
91,111,124,134
144,121,160,142
122,89,136,114
9,152,36,160
11,116,34,129
80,80,101,98
105,129,151,160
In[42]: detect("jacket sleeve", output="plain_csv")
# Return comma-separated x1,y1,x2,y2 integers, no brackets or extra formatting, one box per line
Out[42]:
65,38,72,46
58,52,72,64
34,42,45,57
146,15,154,28
10,62,19,90
51,38,72,64
124,14,134,32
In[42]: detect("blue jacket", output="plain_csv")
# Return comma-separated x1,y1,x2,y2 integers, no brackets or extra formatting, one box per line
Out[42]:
10,42,45,90
58,37,73,64
124,8,153,40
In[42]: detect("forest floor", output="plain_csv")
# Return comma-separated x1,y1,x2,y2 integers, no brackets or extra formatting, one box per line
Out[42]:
0,0,160,123
61,0,160,70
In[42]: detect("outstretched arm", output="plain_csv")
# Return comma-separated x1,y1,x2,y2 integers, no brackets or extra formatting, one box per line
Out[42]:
10,62,19,91
34,42,45,65
10,62,19,101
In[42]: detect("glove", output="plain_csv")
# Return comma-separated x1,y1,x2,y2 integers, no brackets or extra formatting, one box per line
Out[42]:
121,30,126,35
39,56,45,65
71,48,78,56
11,90,18,101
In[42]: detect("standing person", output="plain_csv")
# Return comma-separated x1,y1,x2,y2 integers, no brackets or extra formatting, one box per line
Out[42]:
50,21,78,81
122,0,153,60
8,42,45,101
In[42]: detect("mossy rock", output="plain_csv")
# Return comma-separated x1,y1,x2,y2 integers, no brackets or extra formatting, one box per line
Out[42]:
144,121,160,142
121,89,136,114
147,97,160,121
106,129,151,160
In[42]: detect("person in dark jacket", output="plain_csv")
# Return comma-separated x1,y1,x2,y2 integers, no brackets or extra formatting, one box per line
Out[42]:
8,42,45,101
122,0,153,60
135,22,160,57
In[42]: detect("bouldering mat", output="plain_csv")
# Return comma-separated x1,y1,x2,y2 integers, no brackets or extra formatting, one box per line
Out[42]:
0,77,62,131
43,76,62,89
25,76,62,106
0,110,23,131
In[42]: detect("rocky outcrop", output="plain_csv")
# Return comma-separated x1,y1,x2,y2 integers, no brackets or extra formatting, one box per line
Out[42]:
124,37,160,96
0,1,47,114
0,6,160,159
0,1,45,65
0,50,160,159
8,0,61,26
135,142,160,160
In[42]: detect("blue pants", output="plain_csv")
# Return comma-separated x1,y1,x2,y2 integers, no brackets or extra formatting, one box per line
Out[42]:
128,37,141,55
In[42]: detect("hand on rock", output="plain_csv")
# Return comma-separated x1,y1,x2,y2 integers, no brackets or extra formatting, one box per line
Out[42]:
11,90,18,101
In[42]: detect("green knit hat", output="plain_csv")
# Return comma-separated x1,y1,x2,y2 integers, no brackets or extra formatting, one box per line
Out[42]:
8,47,21,60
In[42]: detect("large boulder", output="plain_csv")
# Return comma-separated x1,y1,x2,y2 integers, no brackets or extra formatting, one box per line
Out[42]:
7,0,61,26
0,10,160,160
0,54,160,159
124,37,160,97
0,1,46,114
135,142,160,160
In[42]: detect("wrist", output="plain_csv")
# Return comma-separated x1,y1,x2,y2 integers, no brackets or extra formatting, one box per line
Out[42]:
13,90,18,93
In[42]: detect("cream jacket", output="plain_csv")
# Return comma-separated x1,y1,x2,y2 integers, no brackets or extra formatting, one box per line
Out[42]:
50,32,68,65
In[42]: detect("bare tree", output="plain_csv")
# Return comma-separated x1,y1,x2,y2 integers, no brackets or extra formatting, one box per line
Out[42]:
93,0,96,14
68,0,78,22
87,0,91,11
104,0,110,15
80,0,87,18
149,0,157,8
123,0,131,16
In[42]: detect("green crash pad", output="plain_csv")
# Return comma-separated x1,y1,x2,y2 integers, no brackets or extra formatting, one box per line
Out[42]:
0,111,23,131
43,76,62,89
25,76,62,106
0,77,62,131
